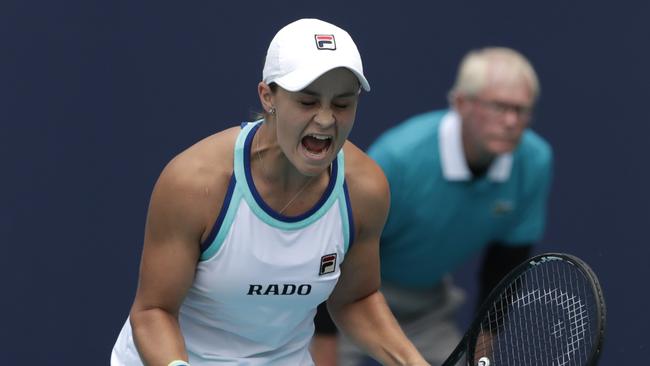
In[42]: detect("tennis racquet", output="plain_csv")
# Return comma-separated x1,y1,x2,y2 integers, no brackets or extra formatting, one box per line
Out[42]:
442,252,606,366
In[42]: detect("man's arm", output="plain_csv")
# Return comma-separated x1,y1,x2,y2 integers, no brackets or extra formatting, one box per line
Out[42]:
477,242,532,307
478,140,554,307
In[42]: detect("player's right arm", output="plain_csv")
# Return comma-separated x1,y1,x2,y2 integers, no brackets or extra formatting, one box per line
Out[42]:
326,143,429,366
128,130,236,365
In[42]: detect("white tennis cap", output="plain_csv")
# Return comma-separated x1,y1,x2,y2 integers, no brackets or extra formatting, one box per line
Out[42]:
263,18,370,92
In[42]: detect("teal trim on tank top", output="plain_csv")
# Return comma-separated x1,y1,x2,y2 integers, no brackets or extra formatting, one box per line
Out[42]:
201,120,350,260
338,192,350,254
336,155,350,253
200,186,244,261
234,120,346,231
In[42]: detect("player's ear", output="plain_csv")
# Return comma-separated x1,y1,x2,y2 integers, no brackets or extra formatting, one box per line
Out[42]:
258,82,276,114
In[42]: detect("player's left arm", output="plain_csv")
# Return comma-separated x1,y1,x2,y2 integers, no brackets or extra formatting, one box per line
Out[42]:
325,143,429,366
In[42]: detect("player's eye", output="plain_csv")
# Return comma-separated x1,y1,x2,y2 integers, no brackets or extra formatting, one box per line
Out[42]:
333,97,356,109
299,100,317,107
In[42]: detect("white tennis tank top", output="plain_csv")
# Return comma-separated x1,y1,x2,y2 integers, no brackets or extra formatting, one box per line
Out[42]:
111,121,355,365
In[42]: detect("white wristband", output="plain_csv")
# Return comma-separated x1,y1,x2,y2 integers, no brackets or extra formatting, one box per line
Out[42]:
167,361,190,366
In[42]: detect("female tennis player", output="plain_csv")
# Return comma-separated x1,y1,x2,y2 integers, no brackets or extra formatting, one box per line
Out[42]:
110,18,429,366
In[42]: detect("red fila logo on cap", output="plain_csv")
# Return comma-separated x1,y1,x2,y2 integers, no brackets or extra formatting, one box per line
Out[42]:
315,34,336,50
319,253,337,275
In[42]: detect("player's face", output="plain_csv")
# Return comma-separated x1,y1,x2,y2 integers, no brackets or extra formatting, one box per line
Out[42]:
272,68,360,176
463,75,534,157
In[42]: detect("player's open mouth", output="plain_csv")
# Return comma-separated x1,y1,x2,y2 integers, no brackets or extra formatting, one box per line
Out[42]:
301,134,332,158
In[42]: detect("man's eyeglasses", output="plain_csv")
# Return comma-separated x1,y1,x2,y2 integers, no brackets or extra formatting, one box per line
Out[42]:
470,97,534,119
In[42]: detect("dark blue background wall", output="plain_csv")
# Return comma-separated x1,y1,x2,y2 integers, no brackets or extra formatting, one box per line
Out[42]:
2,0,648,363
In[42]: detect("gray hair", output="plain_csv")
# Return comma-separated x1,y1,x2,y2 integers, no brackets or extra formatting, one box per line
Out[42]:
449,47,540,101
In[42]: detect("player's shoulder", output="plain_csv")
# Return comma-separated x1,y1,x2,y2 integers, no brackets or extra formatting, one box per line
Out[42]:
342,141,390,233
156,126,240,198
342,141,389,205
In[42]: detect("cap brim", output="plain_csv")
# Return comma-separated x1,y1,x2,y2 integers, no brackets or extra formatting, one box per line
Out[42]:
273,64,370,92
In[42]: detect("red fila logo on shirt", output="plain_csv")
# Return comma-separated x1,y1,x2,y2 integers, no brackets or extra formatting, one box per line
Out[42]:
319,253,337,275
315,34,336,50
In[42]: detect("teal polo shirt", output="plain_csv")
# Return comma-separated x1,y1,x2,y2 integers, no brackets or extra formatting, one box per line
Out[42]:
368,110,553,288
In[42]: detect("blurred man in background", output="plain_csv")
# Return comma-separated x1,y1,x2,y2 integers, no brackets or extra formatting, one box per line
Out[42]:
312,47,553,366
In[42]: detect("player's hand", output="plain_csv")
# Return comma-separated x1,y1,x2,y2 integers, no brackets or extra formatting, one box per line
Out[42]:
473,330,494,365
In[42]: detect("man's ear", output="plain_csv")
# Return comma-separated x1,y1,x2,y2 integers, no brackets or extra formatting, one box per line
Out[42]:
258,82,275,113
452,92,471,117
450,91,463,110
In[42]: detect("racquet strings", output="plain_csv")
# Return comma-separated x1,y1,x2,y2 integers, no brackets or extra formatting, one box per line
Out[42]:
473,259,599,365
